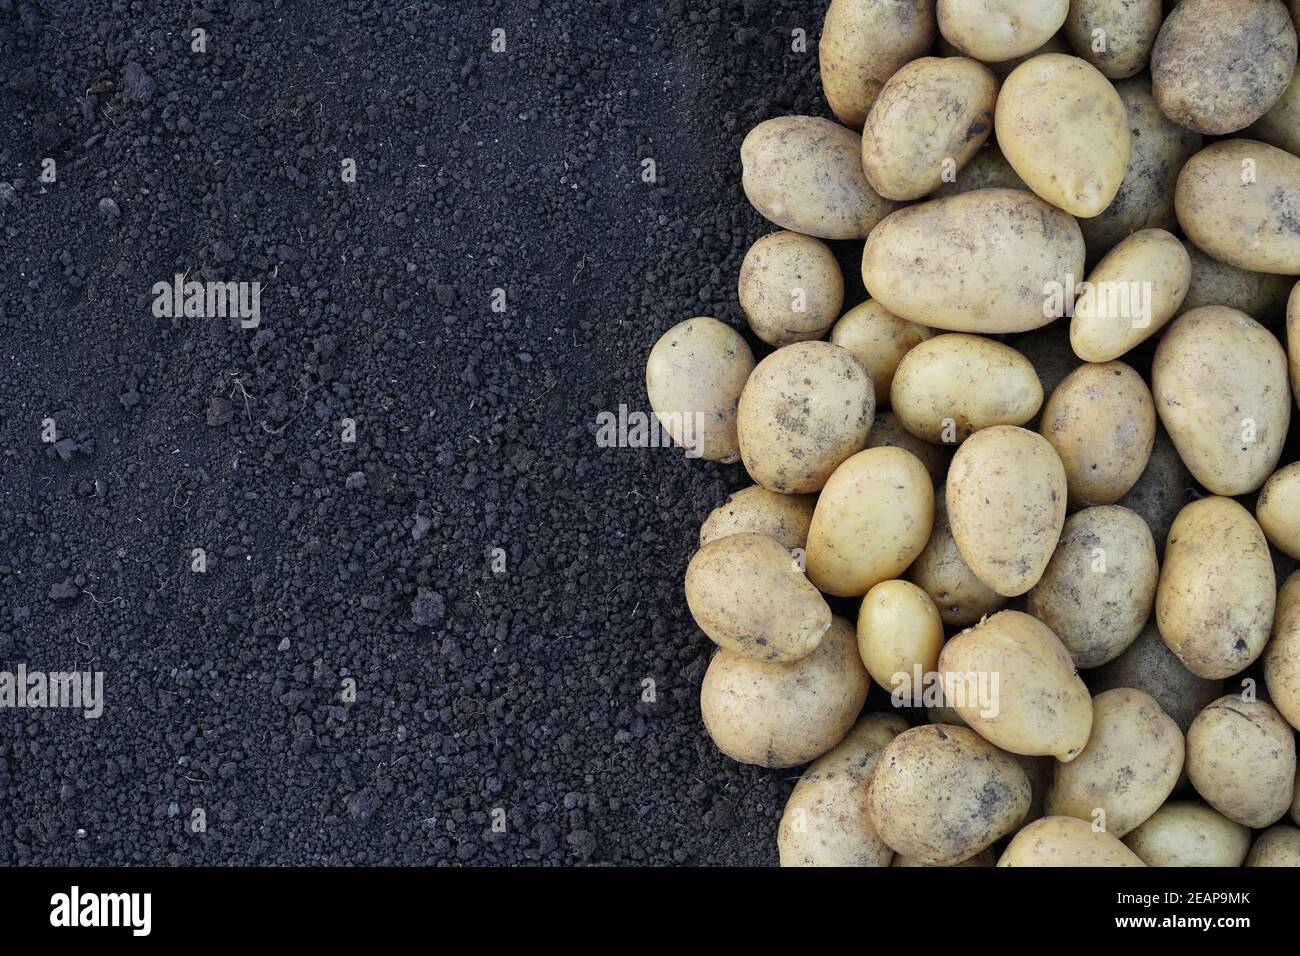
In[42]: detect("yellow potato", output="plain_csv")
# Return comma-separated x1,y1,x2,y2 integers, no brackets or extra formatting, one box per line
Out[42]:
1180,239,1292,322
645,316,754,462
1186,695,1297,828
1122,801,1252,867
857,580,944,692
1156,497,1275,680
861,188,1085,334
685,533,831,662
805,447,934,597
1064,0,1161,78
1265,571,1300,732
909,483,1007,627
830,301,933,406
937,0,1068,61
998,815,1146,866
1248,68,1300,157
738,231,844,347
1257,465,1300,561
699,486,816,551
1246,826,1300,866
1092,623,1223,732
865,410,952,485
819,0,937,129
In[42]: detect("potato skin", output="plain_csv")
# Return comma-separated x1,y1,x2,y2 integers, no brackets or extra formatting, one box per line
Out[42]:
738,231,844,347
1092,623,1223,732
1185,695,1297,828
929,142,1028,199
1064,0,1161,78
1115,427,1191,560
998,815,1146,866
1122,801,1252,867
937,0,1068,61
865,410,952,485
831,301,933,406
1246,826,1300,866
819,0,937,129
909,482,1007,627
1257,465,1300,561
857,579,945,692
1180,240,1292,323
861,188,1085,334
1248,68,1300,157
1265,571,1300,732
699,486,816,551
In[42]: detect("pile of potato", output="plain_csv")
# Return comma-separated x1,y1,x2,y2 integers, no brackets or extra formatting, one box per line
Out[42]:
645,0,1300,866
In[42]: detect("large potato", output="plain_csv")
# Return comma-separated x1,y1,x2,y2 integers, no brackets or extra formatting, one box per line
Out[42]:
996,54,1129,218
1248,68,1300,157
998,816,1146,866
699,485,816,551
929,142,1027,198
741,117,896,240
819,0,937,129
1152,0,1297,135
738,231,844,347
1257,465,1300,561
867,724,1031,866
737,342,876,494
857,579,944,692
1152,307,1290,496
938,610,1093,760
700,616,869,768
1115,427,1191,560
685,533,832,662
1185,695,1297,828
937,0,1068,61
1064,0,1161,78
1122,802,1252,867
909,483,1007,627
1180,240,1292,323
861,189,1085,334
805,447,934,597
864,410,952,484
831,301,933,406
890,334,1042,444
1156,497,1276,680
946,426,1067,596
861,56,999,201
1265,571,1300,732
1092,623,1223,732
645,316,754,462
1246,827,1300,866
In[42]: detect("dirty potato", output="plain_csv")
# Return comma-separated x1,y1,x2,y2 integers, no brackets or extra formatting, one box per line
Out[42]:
738,231,844,347
1257,465,1300,561
699,485,816,551
1092,623,1223,732
1246,827,1300,866
1064,0,1162,78
1123,802,1252,867
937,0,1069,61
998,815,1146,866
819,0,937,129
1185,695,1297,828
1265,571,1300,732
830,301,933,406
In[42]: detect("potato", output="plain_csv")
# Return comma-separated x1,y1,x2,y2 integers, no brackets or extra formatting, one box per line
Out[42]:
1039,363,1155,509
741,116,897,240
937,0,1069,61
1246,826,1300,866
819,0,937,129
1186,695,1297,828
909,483,1007,626
1180,240,1292,323
1064,0,1161,78
893,848,994,866
867,724,1032,866
1152,307,1290,496
946,426,1067,596
700,616,869,768
929,142,1028,198
1122,801,1252,867
737,341,876,494
890,334,1042,444
830,301,933,406
805,447,934,597
1116,427,1192,560
1026,506,1158,668
1092,623,1223,732
685,533,832,662
1176,140,1300,275
738,231,844,347
995,54,1130,218
777,712,908,867
1258,465,1300,561
857,580,945,693
861,57,999,201
938,610,1093,760
1265,571,1300,731
1152,0,1297,135
645,316,754,462
1248,68,1300,157
1290,281,1300,402
861,188,1085,334
865,410,952,485
998,815,1146,866
1069,230,1192,362
699,485,816,551
1156,497,1276,680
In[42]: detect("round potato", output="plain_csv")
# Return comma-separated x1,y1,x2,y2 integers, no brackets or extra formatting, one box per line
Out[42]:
929,142,1027,198
1152,307,1290,496
1027,506,1158,668
861,188,1085,334
995,54,1129,218
909,483,1007,627
946,426,1067,597
938,610,1093,760
1257,465,1300,561
867,724,1032,866
865,410,952,485
1122,801,1252,867
857,579,945,693
1186,695,1297,828
830,301,933,406
1246,826,1300,866
1180,240,1292,323
890,334,1042,444
819,0,937,129
741,116,897,240
1156,497,1276,679
1092,623,1223,732
699,485,816,551
861,56,999,201
1265,571,1300,731
737,341,876,494
1064,0,1161,78
805,447,934,597
1116,426,1192,560
937,0,1068,61
1248,68,1300,157
998,815,1146,866
1152,0,1297,135
893,848,995,866
738,231,844,347
645,317,754,462
700,616,869,768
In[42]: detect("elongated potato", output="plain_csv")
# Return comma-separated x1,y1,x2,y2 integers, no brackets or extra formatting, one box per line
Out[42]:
1246,826,1300,866
1064,0,1161,78
857,580,944,693
819,0,937,129
1186,695,1297,828
937,0,1068,61
1266,571,1300,732
1122,802,1252,867
699,486,816,551
738,231,844,347
831,301,933,406
909,483,1007,627
998,816,1146,866
1092,623,1223,732
1257,465,1300,560
865,410,952,485
1181,240,1292,322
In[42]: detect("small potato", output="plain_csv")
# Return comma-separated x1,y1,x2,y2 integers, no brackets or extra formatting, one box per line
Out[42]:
1122,802,1252,867
1265,571,1300,731
865,410,952,485
909,483,1007,627
805,447,934,597
1064,0,1161,78
1156,497,1276,680
1039,362,1155,509
929,143,1026,198
861,57,999,201
778,712,908,867
1152,307,1290,496
1258,465,1300,561
1116,427,1192,560
893,848,994,867
741,116,897,240
867,724,1032,866
857,580,944,693
890,334,1042,444
996,54,1129,218
1248,69,1300,157
1069,230,1191,362
1092,623,1223,732
819,0,937,129
1246,826,1300,866
1187,696,1297,828
938,610,1093,760
831,301,933,406
738,231,844,347
946,426,1067,597
699,485,816,551
861,188,1085,334
998,816,1146,866
737,341,875,494
700,616,869,768
645,316,754,462
1026,506,1158,668
1180,240,1292,323
685,533,832,662
1045,688,1184,837
1152,0,1297,135
937,0,1068,61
